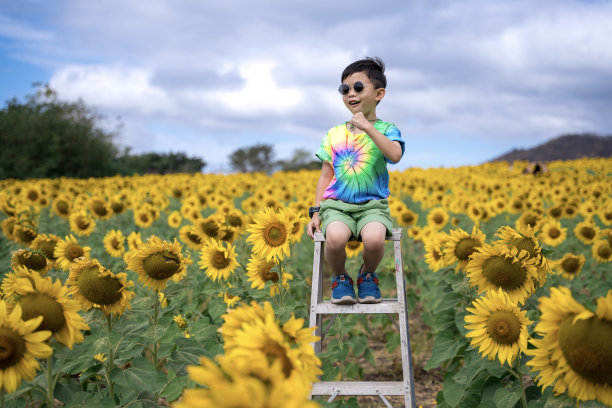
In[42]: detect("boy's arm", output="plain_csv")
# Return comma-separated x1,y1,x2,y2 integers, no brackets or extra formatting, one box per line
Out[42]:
314,161,334,206
349,113,403,163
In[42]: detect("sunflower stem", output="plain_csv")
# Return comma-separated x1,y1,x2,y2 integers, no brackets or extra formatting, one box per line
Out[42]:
277,260,284,307
46,356,54,408
153,291,160,370
105,313,115,400
513,361,528,408
1,389,5,408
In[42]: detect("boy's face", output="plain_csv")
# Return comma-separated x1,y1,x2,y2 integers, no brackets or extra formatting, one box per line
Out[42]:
341,71,385,118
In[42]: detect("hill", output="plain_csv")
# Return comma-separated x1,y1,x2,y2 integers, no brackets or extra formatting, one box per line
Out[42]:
489,133,612,163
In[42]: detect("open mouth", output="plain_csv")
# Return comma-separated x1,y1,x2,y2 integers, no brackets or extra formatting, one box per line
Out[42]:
349,100,360,106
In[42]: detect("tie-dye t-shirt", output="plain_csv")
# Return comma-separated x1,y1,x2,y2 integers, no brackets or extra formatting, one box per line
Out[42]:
315,120,405,203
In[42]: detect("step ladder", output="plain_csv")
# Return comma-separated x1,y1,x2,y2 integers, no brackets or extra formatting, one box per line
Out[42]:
309,228,416,408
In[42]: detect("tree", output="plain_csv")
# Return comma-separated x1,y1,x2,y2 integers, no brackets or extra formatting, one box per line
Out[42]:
0,84,121,179
277,148,321,172
228,143,276,174
117,150,206,174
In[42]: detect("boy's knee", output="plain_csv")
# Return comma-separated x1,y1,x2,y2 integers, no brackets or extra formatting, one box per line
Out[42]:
361,229,386,249
326,231,349,250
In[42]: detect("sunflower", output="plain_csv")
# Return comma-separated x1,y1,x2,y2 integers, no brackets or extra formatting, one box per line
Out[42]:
219,284,241,308
1,216,17,241
218,226,239,244
12,223,38,246
89,197,112,220
51,195,72,218
427,207,449,231
67,258,135,316
464,288,533,366
281,208,306,243
574,218,600,245
68,210,96,237
103,229,126,258
0,300,53,393
495,225,550,285
526,287,612,406
345,240,364,258
167,211,182,229
539,219,567,247
246,207,292,262
407,225,423,241
13,273,89,349
396,208,418,227
134,207,154,228
516,210,542,231
598,205,612,226
424,237,447,272
225,209,247,233
552,253,586,279
10,249,51,276
30,233,60,266
246,255,279,290
443,226,486,272
126,231,144,252
198,240,240,282
54,235,92,271
1,266,35,299
194,216,223,243
547,204,564,220
466,244,538,305
179,225,204,250
563,204,579,219
124,236,192,291
592,239,612,263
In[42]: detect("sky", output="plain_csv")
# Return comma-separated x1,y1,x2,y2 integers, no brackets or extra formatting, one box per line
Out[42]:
1,0,611,172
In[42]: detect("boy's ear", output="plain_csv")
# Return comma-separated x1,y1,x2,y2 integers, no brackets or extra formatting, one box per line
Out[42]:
376,88,386,101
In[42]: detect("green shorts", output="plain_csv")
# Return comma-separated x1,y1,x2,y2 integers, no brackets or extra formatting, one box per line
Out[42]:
319,199,393,241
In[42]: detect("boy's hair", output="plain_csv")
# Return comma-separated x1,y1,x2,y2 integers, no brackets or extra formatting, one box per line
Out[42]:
341,57,386,89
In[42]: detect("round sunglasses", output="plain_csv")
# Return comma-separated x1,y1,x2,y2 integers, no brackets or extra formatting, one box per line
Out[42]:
338,81,364,95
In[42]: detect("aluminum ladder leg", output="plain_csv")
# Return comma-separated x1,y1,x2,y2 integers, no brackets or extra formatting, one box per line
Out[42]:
309,228,416,408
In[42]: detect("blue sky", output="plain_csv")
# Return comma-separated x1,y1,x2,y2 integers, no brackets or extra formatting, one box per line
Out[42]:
2,0,611,172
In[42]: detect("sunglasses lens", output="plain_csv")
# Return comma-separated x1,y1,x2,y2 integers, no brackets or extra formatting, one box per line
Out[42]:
338,84,349,95
354,81,364,93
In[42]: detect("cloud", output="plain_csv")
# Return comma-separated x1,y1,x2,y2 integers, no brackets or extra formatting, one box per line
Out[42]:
3,0,612,170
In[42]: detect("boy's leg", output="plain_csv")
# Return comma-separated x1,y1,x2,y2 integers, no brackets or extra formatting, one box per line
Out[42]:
360,221,387,272
324,221,352,276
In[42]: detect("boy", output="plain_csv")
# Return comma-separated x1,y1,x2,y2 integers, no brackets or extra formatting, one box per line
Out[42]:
307,57,405,304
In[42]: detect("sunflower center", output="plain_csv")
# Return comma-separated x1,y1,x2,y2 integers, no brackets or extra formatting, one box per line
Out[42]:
227,215,243,228
561,257,580,274
454,238,481,261
19,294,66,333
262,340,293,377
597,242,612,260
548,228,560,239
433,214,444,224
483,255,526,290
401,212,415,224
27,190,39,201
17,252,47,271
111,202,125,213
523,214,538,228
78,265,123,305
76,217,90,230
291,221,301,235
486,310,521,345
510,238,537,259
0,328,26,369
38,240,58,261
111,238,122,250
221,229,235,242
56,201,70,215
212,250,231,269
201,221,219,238
143,251,180,280
187,231,202,244
549,207,562,218
263,223,287,247
65,244,85,262
346,241,361,250
558,316,612,386
16,227,37,244
91,201,109,217
579,226,595,240
433,249,442,261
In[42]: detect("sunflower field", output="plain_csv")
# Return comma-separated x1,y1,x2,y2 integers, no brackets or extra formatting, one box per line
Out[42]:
0,157,611,408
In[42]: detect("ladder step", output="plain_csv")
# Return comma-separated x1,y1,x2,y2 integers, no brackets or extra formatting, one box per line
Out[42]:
314,299,402,314
311,381,405,396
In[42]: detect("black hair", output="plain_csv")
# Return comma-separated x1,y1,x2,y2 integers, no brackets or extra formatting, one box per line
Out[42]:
341,57,386,89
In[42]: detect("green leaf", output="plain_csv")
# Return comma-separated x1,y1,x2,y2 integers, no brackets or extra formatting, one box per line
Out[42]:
207,299,227,321
493,385,523,408
364,348,376,366
161,370,189,402
120,357,167,394
344,361,362,380
385,331,401,353
425,332,466,370
349,334,368,357
443,377,465,407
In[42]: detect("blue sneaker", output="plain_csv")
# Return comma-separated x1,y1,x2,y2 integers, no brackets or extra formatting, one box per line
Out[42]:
331,274,357,304
357,270,382,304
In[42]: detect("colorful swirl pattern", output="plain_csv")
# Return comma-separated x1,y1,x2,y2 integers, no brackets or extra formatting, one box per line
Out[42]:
315,120,404,203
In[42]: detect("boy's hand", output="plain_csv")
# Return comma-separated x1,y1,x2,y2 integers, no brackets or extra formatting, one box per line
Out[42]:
307,213,321,239
349,112,372,132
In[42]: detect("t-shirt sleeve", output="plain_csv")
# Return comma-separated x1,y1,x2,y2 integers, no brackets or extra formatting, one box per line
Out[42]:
384,124,405,164
315,131,332,163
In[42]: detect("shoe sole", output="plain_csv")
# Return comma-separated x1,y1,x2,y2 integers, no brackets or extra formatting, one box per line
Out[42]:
331,296,357,305
358,296,382,304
